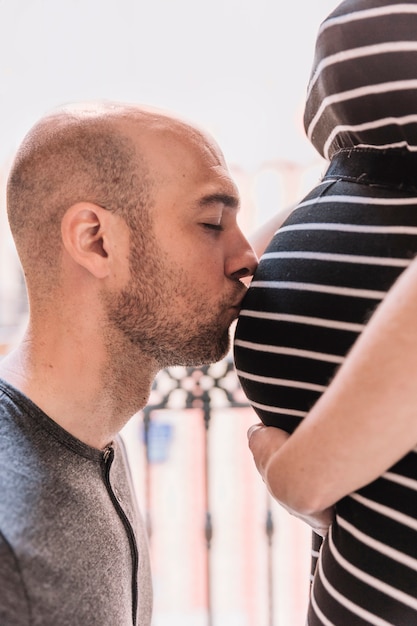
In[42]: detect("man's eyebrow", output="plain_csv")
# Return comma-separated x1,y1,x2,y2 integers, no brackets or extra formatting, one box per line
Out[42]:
198,193,239,209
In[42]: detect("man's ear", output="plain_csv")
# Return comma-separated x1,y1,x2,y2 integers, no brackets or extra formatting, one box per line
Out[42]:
61,202,114,279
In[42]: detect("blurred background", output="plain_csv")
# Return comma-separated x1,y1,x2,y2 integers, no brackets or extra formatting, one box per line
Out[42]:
0,1,337,624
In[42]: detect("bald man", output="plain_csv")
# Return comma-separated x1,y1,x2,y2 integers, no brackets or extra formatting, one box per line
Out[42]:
0,102,257,626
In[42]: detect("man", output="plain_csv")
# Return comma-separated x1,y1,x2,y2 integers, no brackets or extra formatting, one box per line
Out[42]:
0,101,257,625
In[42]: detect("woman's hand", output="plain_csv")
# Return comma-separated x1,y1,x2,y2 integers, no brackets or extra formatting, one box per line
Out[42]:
247,423,334,537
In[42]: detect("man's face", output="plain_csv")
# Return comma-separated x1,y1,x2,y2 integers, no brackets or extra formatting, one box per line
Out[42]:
106,127,257,369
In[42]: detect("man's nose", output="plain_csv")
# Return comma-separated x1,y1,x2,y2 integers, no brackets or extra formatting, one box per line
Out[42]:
227,233,258,280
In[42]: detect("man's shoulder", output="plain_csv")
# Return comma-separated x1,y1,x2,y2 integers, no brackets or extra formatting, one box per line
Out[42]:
0,378,31,433
0,381,34,465
0,531,30,625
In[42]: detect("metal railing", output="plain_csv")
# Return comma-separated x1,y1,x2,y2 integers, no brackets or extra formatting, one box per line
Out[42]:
134,358,310,626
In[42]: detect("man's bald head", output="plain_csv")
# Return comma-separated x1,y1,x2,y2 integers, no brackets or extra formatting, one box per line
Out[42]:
6,101,200,293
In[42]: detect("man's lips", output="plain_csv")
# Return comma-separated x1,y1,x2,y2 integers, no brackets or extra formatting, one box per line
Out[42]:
227,283,248,313
230,288,247,311
230,296,246,312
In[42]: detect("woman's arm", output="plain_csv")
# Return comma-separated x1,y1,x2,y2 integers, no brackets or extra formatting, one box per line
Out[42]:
248,424,335,536
249,205,295,258
248,254,417,518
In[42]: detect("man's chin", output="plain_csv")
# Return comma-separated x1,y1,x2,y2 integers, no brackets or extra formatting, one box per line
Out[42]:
158,331,231,369
198,329,231,366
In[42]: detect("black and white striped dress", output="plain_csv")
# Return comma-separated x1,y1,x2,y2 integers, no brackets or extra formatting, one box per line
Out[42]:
234,1,417,623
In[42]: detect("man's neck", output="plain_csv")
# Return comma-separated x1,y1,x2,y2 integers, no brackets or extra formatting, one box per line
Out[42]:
0,338,156,450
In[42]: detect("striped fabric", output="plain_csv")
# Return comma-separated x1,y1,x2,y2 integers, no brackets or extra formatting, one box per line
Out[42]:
234,1,417,623
305,0,417,160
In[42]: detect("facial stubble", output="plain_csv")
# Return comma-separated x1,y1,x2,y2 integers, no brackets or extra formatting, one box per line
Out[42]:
104,235,234,369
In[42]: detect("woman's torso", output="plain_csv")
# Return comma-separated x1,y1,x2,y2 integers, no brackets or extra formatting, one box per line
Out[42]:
234,149,417,624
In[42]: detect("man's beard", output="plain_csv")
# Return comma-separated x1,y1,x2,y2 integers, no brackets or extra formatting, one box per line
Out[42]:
103,242,233,369
108,285,231,368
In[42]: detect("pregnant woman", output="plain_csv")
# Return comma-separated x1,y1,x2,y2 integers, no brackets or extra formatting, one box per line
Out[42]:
234,0,417,623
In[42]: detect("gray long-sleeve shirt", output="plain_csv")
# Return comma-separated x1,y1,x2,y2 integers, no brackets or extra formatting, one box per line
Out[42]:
0,379,152,626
